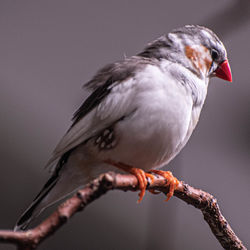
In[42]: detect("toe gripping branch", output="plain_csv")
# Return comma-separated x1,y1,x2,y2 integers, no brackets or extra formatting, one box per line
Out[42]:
148,170,180,201
104,160,179,203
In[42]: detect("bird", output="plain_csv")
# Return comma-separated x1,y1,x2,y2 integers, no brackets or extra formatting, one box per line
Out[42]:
15,25,232,231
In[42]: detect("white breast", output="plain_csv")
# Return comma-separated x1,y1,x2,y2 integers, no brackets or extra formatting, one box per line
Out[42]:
95,63,195,170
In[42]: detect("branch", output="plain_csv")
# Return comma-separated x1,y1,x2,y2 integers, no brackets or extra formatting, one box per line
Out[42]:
0,172,246,250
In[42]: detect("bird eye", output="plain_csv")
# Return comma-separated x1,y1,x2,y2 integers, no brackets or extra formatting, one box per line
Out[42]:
211,49,219,61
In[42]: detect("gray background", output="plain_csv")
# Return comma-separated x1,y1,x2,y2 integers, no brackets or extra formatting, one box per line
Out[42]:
0,0,249,249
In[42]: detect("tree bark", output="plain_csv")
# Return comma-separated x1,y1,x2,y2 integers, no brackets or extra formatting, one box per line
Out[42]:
0,172,246,250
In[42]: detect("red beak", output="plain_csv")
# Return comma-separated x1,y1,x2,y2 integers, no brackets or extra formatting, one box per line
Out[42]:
215,60,232,82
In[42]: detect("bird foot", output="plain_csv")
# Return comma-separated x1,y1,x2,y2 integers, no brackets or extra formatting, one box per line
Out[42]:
149,170,179,201
104,160,179,202
129,168,155,203
104,159,154,202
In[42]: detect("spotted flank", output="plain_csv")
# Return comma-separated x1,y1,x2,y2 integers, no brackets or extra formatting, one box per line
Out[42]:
95,127,117,150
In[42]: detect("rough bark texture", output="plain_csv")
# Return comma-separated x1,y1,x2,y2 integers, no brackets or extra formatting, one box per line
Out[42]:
0,172,246,250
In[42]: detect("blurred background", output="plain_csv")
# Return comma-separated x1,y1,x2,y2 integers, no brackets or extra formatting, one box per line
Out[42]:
0,0,249,249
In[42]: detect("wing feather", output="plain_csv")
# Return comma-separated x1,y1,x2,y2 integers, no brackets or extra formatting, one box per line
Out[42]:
46,57,156,168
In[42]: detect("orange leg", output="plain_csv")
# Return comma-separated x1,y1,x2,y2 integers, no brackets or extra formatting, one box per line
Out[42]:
104,159,155,202
149,170,179,201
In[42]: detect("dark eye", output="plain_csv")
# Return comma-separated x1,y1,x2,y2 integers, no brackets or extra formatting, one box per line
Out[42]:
211,49,219,61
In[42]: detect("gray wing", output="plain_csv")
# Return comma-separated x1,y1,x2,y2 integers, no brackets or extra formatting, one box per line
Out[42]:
46,56,156,168
15,56,159,230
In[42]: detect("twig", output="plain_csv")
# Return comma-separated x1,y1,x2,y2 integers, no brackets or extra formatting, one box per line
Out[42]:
0,172,246,250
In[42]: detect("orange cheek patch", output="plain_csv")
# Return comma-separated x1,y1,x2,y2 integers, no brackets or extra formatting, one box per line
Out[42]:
201,46,212,72
185,46,197,61
204,58,212,71
185,45,212,74
185,45,202,72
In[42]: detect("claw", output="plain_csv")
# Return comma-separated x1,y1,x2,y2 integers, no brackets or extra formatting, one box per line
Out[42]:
104,160,149,202
104,159,179,203
131,168,147,203
149,170,179,201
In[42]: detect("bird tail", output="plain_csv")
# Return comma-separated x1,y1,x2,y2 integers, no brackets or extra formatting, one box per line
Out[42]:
14,151,103,231
14,170,61,231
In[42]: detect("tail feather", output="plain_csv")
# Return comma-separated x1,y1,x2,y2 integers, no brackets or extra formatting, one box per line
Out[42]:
15,146,114,231
15,151,71,231
14,176,59,231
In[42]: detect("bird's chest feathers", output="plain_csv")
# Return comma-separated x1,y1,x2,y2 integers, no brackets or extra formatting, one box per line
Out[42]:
136,65,193,136
116,66,193,167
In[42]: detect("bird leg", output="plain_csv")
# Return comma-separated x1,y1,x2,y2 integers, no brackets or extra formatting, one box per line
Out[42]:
104,159,155,202
149,170,179,201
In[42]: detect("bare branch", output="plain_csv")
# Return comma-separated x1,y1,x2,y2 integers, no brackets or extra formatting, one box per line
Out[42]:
0,172,246,250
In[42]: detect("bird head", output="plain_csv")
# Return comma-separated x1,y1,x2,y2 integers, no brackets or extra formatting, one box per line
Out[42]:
139,25,232,82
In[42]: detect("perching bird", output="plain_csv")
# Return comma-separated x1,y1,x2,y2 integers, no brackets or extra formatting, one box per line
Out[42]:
15,25,232,231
